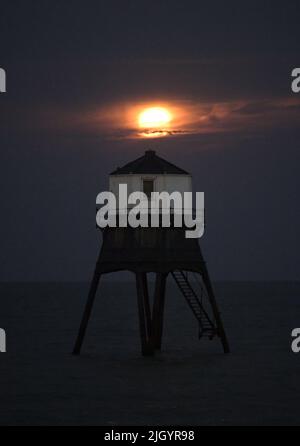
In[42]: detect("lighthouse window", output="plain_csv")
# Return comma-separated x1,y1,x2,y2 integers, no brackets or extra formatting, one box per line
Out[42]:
143,180,154,199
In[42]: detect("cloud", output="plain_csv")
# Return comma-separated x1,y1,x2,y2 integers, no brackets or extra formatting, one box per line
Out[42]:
83,97,300,140
5,96,300,143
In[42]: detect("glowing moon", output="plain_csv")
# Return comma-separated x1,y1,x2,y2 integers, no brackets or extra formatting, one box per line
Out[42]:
138,107,172,129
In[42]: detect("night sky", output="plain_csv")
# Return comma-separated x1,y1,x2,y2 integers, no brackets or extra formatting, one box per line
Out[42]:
1,1,300,281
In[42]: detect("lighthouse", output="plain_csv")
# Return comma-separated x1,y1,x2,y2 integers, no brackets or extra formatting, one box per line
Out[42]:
73,150,229,356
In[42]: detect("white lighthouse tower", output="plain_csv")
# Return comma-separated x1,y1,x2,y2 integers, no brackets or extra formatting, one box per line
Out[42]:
109,149,192,201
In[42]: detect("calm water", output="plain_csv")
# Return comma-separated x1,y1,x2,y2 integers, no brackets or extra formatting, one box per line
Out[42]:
1,281,300,425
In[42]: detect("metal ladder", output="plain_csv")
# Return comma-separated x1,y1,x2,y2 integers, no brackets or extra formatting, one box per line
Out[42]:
172,270,217,339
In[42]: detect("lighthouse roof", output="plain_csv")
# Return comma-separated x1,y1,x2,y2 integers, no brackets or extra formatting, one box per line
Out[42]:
110,150,189,175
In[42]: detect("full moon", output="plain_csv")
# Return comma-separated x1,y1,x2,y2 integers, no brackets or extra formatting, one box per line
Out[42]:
138,107,172,129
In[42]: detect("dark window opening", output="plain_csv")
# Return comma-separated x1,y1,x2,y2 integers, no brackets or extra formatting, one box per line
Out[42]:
143,180,154,199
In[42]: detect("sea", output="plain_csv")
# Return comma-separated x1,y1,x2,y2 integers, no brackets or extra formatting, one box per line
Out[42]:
1,281,300,426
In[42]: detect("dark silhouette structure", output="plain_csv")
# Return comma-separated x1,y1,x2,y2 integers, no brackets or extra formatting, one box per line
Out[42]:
73,151,229,356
